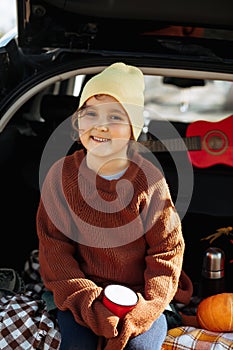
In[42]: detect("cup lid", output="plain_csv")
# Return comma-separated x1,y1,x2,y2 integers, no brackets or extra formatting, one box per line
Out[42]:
202,247,225,278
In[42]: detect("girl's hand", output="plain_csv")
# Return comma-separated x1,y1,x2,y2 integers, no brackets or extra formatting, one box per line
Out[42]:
104,294,157,350
91,299,120,338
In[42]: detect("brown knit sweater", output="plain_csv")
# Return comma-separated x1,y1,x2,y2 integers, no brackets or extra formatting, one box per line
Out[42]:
37,149,185,350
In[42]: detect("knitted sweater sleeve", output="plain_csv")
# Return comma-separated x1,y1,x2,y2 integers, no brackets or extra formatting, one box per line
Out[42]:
104,174,185,350
36,162,119,338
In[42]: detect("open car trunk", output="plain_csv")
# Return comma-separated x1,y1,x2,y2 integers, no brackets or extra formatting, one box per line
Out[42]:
0,0,233,348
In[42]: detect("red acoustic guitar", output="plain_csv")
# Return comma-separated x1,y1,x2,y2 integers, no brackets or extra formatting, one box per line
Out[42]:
142,115,233,168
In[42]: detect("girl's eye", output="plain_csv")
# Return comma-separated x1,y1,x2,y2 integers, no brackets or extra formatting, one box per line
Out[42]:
86,111,98,118
109,114,124,122
81,109,98,119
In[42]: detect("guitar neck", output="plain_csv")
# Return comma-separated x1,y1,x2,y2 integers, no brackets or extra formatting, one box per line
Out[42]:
141,136,202,153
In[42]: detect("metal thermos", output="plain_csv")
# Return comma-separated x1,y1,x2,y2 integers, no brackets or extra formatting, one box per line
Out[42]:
200,247,225,297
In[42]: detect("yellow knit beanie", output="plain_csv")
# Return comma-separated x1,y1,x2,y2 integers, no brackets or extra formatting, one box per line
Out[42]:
78,62,145,140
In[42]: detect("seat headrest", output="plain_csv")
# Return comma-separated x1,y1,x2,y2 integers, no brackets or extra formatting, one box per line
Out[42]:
40,94,79,121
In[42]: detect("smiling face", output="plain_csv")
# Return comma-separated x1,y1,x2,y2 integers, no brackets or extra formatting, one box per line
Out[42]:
78,95,132,160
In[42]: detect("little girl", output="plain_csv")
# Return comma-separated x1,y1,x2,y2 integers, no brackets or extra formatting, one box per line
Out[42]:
37,62,187,350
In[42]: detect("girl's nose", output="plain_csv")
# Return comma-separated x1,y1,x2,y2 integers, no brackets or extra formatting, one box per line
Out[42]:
94,124,109,131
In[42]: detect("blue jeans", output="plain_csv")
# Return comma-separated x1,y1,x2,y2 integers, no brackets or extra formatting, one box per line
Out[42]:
57,309,167,350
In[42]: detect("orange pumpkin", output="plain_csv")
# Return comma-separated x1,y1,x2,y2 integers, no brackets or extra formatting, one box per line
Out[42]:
197,293,233,332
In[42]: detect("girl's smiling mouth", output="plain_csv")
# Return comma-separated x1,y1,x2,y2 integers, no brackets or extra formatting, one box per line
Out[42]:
91,136,110,143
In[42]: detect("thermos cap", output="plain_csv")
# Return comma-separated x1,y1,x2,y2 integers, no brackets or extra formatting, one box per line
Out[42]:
202,247,225,279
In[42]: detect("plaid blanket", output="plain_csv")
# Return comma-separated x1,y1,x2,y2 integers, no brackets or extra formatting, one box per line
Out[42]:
162,326,233,350
0,293,61,350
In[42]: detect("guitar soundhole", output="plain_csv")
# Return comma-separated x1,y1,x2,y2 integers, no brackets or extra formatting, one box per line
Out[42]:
203,130,228,155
